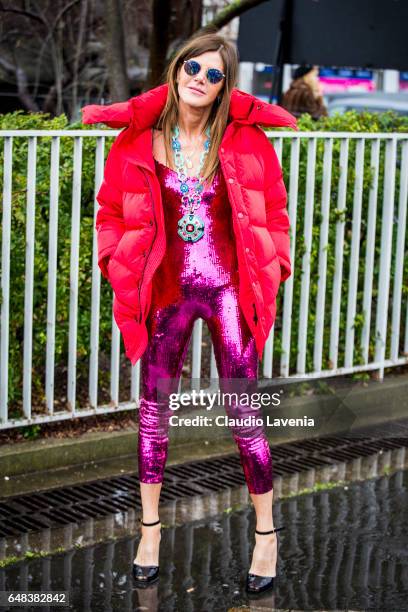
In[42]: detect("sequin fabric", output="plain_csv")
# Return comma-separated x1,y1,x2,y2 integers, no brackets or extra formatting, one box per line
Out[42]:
137,159,273,494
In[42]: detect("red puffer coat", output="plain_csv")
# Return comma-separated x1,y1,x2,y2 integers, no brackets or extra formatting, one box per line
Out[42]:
82,84,297,365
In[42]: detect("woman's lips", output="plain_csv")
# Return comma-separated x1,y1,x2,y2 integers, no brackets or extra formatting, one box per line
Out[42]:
188,87,205,95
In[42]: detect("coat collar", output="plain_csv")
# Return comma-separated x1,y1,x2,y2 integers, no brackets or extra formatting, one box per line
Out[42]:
82,82,298,131
81,83,297,171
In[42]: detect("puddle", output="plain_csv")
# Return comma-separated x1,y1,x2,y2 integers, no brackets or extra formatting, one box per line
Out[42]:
1,469,407,611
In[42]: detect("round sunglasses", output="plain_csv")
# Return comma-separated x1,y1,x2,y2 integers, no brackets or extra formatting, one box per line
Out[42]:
183,59,225,85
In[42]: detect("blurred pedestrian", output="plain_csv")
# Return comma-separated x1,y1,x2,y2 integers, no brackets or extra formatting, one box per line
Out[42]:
282,64,328,119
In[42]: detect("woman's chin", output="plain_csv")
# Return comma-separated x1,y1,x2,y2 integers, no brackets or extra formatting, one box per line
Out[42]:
179,92,213,108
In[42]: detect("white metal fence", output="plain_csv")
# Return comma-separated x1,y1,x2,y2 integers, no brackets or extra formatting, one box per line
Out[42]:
1,129,407,430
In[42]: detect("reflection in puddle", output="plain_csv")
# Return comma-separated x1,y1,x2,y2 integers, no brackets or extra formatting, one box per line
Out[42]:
1,470,407,611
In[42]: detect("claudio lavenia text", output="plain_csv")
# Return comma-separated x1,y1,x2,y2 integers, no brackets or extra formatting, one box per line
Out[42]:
169,415,315,428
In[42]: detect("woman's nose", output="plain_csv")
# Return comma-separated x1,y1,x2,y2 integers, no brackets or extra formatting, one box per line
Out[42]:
194,69,206,82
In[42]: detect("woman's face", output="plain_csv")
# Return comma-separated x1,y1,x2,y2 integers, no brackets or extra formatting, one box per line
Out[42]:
176,51,225,109
304,66,319,88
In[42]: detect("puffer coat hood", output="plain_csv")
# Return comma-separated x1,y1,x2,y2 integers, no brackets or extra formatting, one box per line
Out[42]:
82,84,297,365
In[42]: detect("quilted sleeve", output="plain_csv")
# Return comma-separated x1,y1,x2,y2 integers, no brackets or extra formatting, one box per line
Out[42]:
95,148,125,280
263,136,292,283
81,101,132,128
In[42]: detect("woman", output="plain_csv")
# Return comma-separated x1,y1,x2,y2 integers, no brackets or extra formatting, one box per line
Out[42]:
282,64,328,119
82,32,297,595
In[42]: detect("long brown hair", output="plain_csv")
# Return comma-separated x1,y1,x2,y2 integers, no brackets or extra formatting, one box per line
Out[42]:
155,32,238,186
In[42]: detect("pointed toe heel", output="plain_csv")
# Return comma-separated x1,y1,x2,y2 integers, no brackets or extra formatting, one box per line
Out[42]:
132,563,159,584
133,518,161,587
246,573,276,594
245,525,285,595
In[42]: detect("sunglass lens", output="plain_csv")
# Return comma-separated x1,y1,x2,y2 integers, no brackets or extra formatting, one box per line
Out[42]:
184,60,200,76
207,69,224,84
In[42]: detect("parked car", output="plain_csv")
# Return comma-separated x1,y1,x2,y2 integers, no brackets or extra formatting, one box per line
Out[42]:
326,92,408,116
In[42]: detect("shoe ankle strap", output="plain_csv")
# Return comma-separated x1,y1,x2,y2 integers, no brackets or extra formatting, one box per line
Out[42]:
140,518,161,526
255,526,285,535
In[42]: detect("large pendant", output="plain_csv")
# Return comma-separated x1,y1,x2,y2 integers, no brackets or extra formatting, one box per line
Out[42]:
178,213,205,242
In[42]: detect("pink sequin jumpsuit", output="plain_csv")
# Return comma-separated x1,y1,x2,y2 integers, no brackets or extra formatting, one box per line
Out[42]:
138,159,273,494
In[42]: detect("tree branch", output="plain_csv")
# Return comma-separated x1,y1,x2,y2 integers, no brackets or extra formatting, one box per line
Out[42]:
199,0,270,33
0,55,39,111
50,0,82,33
0,6,46,25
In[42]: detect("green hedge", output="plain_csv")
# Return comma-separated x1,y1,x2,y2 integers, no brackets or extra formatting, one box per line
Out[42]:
266,110,408,374
0,109,407,415
0,112,116,415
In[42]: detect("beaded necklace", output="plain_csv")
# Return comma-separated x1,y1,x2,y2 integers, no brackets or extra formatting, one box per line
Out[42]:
171,124,210,242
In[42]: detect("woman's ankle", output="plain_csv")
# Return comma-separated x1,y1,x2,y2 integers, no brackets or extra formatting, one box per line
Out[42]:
141,516,160,524
255,531,277,542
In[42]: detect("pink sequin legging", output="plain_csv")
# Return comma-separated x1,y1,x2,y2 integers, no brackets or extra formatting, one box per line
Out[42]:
138,281,273,495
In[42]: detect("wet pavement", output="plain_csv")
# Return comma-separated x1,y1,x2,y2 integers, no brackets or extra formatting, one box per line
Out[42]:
1,468,407,611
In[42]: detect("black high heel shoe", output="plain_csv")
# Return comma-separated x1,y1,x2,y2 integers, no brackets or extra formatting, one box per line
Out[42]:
245,525,285,595
132,518,161,586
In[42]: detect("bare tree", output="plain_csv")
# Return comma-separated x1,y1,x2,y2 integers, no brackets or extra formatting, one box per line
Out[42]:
72,0,89,112
104,0,129,101
0,0,271,115
0,55,40,112
146,0,270,90
0,0,95,116
146,0,172,88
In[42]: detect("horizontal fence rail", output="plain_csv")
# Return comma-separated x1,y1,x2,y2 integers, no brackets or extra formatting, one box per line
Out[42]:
0,129,407,430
